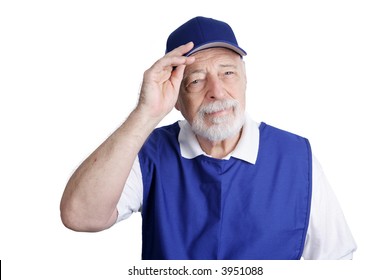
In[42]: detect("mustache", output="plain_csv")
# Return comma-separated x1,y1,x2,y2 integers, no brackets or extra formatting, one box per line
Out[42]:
198,99,239,115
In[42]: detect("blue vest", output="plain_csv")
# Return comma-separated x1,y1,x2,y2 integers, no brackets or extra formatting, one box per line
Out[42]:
139,122,312,259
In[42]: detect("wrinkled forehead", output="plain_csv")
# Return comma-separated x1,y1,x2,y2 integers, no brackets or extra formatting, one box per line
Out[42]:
184,48,244,72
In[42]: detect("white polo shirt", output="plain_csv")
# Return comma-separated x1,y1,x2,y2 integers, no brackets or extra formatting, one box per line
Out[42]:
116,117,357,260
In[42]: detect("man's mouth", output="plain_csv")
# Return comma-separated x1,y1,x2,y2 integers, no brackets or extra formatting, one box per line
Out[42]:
206,107,233,117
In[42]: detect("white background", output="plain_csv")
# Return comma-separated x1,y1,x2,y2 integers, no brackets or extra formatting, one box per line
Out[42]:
1,0,389,279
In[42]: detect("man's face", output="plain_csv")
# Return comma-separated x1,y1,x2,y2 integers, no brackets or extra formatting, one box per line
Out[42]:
176,48,247,141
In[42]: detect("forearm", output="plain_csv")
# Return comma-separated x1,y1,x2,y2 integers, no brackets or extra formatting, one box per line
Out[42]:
60,109,158,232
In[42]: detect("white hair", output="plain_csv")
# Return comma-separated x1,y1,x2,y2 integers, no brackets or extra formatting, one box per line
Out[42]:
191,99,245,142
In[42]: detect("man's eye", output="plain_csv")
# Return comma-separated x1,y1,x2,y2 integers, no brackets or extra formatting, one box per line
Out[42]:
225,71,234,75
188,79,203,87
185,78,205,92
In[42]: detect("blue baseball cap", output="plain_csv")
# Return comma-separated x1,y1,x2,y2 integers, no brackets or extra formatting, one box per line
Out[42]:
166,16,247,57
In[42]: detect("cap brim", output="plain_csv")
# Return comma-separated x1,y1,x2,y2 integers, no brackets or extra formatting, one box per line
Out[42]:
186,41,247,57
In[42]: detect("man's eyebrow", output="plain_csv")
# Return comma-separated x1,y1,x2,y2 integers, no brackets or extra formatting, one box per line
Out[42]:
183,69,206,82
185,69,206,76
219,63,238,69
183,63,238,79
186,64,237,75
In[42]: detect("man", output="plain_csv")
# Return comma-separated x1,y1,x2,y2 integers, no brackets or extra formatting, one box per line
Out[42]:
60,16,357,260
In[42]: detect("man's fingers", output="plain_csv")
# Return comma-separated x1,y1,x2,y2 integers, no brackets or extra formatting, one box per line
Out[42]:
165,41,194,57
168,56,195,69
150,52,195,81
144,41,195,89
160,41,195,70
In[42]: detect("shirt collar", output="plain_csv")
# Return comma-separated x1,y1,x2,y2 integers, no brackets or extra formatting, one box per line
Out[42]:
178,115,260,164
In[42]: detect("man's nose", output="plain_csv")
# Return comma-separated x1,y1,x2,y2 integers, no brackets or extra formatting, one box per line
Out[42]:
206,76,226,100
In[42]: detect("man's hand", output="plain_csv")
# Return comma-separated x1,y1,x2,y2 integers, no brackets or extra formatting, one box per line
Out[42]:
137,42,195,121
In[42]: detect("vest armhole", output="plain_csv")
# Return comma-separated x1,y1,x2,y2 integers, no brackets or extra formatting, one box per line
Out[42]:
297,137,313,259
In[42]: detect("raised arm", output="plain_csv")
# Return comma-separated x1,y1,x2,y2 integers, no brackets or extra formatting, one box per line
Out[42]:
60,42,195,232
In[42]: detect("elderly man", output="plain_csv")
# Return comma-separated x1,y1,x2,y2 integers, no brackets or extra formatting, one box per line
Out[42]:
60,16,357,260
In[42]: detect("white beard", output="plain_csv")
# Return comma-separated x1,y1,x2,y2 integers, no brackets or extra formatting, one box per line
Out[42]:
191,99,245,142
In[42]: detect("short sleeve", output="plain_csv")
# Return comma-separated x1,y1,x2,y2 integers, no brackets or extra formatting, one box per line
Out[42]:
116,156,143,223
302,155,357,259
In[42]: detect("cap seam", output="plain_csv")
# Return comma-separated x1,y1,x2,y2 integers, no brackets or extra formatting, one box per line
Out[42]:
195,17,206,43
